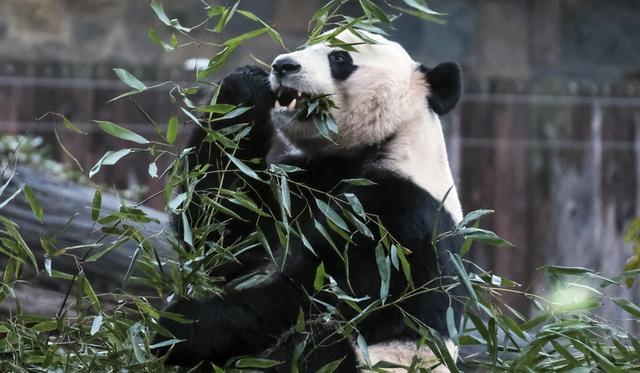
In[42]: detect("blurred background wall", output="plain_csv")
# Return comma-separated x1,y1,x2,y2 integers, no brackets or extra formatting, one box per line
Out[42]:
1,0,639,327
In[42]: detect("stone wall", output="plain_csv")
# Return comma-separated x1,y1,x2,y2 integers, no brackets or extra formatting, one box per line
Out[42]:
1,1,639,79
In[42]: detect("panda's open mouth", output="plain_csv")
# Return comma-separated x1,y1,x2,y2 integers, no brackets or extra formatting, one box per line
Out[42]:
273,86,311,114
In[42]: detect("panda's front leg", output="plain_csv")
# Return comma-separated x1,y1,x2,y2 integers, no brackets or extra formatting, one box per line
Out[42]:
183,65,281,280
153,271,307,367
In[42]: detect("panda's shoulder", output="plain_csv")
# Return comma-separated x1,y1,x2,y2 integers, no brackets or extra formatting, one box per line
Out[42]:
357,169,458,234
359,168,439,207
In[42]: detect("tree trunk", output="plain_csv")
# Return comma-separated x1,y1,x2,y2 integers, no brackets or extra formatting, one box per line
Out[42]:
0,165,173,316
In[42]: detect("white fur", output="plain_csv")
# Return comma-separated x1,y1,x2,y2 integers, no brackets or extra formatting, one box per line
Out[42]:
362,339,458,372
379,108,463,223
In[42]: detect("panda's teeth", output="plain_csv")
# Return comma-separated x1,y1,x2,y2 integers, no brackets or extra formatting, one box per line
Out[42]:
297,91,302,97
288,99,297,110
274,101,282,108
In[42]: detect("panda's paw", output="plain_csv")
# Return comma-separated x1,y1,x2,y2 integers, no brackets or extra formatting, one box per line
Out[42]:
153,296,263,367
219,65,276,112
152,297,210,366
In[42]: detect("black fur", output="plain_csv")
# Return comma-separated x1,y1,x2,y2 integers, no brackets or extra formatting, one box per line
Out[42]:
154,65,465,371
329,50,358,81
177,66,277,277
261,319,360,372
420,62,462,115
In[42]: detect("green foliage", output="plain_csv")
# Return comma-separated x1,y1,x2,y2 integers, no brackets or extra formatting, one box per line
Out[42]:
309,95,340,142
623,217,640,286
1,1,639,372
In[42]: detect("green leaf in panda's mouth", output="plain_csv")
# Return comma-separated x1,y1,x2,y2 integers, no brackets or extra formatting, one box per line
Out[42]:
308,95,339,141
273,89,338,141
306,94,337,117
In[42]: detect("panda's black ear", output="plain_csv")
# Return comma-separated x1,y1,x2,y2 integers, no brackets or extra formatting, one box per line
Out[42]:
420,62,462,115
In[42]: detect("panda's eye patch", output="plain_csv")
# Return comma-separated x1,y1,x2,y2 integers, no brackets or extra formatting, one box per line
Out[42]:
329,51,350,63
328,50,357,81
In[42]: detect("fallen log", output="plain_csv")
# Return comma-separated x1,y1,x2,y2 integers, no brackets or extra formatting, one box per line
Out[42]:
0,165,173,316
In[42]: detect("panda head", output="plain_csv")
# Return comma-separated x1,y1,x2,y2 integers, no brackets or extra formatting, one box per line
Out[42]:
268,29,462,153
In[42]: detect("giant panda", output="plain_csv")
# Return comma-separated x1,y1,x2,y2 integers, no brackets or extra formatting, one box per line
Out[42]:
155,29,465,372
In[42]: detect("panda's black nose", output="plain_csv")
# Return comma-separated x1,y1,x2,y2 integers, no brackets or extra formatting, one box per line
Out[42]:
272,58,301,78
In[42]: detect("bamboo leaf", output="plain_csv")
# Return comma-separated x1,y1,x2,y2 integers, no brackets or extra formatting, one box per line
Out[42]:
61,115,86,134
542,265,596,276
396,245,414,288
23,185,43,222
196,104,236,114
90,149,132,178
213,1,239,33
181,212,193,246
0,185,23,209
227,154,261,180
82,276,101,312
314,262,326,291
168,192,187,211
44,256,52,276
150,0,192,32
237,9,284,47
0,215,38,270
90,315,103,336
234,358,282,369
32,320,58,332
113,68,147,91
315,198,349,231
85,237,129,262
148,162,158,178
344,192,364,217
359,0,391,24
449,252,478,305
149,338,185,350
166,115,178,144
375,244,390,301
457,209,494,229
94,121,149,144
198,29,268,79
341,178,377,186
356,334,371,367
313,219,340,257
613,298,640,319
148,27,176,51
91,188,102,221
210,106,251,121
343,210,373,239
316,357,346,373
280,175,291,216
460,237,473,257
401,0,444,15
446,306,458,342
0,170,14,199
